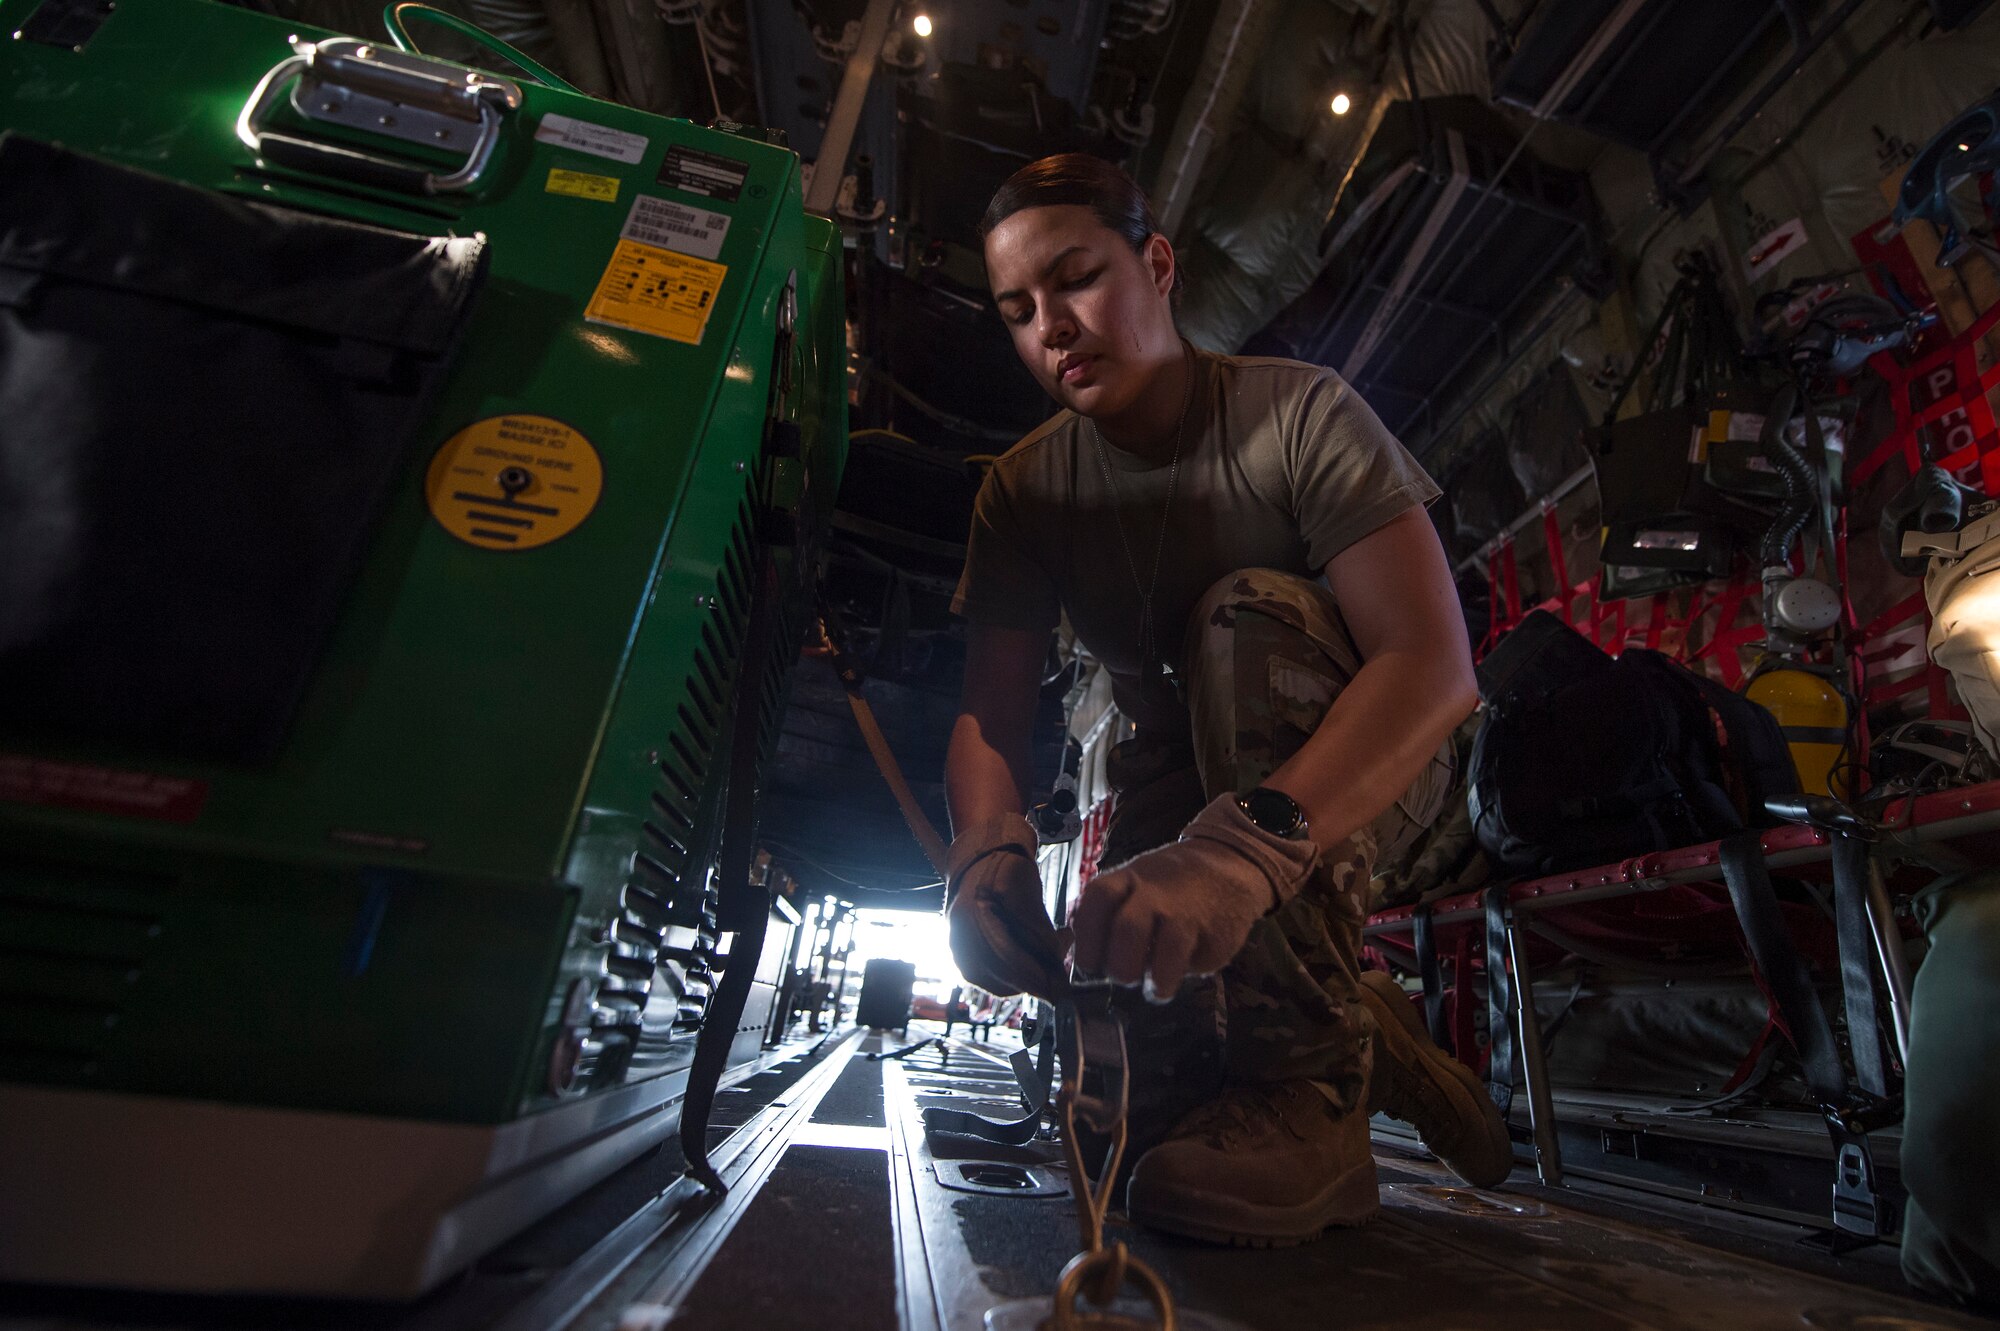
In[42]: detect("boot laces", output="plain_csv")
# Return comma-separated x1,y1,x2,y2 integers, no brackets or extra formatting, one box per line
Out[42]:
1179,1084,1314,1148
1377,1051,1465,1149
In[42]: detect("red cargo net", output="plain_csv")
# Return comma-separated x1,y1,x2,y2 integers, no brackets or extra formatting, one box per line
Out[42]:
1076,794,1113,887
1853,298,2000,495
1474,504,1765,688
1846,301,2000,724
1476,300,2000,717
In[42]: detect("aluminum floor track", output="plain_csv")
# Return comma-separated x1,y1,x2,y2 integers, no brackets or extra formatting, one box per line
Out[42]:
2,1025,1993,1331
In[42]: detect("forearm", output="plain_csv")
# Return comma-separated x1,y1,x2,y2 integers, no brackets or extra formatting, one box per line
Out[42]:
945,712,1034,838
945,700,1072,997
1265,650,1474,853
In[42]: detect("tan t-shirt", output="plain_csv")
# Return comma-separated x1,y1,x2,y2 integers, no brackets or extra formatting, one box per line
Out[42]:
951,349,1441,730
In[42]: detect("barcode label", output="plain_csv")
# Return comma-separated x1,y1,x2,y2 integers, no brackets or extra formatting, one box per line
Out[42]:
535,113,647,165
619,195,730,261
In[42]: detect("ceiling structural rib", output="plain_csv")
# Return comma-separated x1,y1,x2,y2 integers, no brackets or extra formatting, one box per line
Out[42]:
1663,0,1872,204
1338,125,1471,380
1524,0,1650,122
1316,85,1396,249
1168,0,1504,355
803,0,898,216
1149,0,1282,239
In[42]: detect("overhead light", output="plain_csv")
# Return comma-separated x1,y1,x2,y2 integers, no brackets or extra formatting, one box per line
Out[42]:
913,12,933,37
1331,92,1352,115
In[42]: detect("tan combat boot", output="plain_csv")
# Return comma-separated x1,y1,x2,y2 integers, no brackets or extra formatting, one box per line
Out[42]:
1356,969,1514,1187
1124,1081,1378,1246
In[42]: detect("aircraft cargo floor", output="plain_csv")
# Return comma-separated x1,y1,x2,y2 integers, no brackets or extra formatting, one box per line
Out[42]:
2,1026,1992,1331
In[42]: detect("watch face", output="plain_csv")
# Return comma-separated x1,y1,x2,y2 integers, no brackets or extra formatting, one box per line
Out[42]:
1242,787,1304,837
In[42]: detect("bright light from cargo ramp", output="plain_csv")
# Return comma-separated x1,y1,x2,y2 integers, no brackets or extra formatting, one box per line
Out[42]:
913,13,933,37
853,909,959,993
1331,92,1352,115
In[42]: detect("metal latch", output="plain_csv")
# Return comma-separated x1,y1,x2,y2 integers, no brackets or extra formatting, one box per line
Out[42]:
1831,1137,1887,1237
237,36,522,195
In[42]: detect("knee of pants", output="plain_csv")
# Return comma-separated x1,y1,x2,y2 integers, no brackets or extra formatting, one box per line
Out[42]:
1903,873,2000,1232
1181,568,1350,689
1179,566,1456,863
1180,569,1354,798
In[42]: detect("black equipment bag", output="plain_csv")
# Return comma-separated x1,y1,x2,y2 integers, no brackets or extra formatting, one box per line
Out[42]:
1469,611,1798,874
0,133,488,762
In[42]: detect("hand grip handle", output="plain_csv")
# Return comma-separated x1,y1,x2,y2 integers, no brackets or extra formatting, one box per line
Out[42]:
256,131,435,196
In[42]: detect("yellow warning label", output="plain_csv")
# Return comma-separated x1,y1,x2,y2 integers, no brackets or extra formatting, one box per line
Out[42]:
584,239,726,345
424,415,603,551
547,167,620,202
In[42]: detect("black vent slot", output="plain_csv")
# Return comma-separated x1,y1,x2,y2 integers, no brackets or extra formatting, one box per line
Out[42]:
677,699,716,749
0,864,170,1082
621,882,673,934
650,790,696,840
697,619,732,695
632,849,684,895
641,819,690,865
596,468,786,1073
689,649,724,717
658,759,699,807
605,937,660,981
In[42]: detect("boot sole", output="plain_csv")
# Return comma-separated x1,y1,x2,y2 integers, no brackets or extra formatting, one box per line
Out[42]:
1359,970,1515,1189
1126,1156,1379,1247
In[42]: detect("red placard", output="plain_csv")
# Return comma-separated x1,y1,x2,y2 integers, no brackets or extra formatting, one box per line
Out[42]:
0,753,209,823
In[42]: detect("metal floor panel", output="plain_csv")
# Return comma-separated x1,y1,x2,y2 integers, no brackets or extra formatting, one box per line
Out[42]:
878,1033,1993,1331
4,1026,1992,1331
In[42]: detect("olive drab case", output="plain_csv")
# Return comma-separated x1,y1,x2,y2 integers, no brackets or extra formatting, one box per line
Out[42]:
0,0,845,1298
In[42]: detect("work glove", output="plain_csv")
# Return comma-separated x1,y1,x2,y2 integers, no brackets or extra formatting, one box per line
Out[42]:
946,813,1069,1001
1070,792,1319,999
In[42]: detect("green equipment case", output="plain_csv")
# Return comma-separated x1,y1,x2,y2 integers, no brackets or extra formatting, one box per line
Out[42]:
0,0,845,1297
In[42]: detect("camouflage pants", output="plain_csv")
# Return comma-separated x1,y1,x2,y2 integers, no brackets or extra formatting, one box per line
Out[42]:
1901,867,2000,1309
1096,568,1453,1151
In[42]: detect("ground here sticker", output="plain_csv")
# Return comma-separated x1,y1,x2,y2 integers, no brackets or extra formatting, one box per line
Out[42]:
425,416,604,551
620,194,730,261
585,240,726,345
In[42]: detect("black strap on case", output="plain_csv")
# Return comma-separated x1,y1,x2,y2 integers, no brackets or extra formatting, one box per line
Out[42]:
1482,885,1516,1120
1718,830,1895,1238
1412,904,1451,1053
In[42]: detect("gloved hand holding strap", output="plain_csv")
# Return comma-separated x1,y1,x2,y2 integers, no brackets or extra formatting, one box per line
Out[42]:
1177,792,1320,908
1072,792,1321,997
946,813,1068,1000
945,812,1040,901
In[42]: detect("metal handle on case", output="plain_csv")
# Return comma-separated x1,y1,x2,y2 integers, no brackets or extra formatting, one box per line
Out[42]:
236,38,520,196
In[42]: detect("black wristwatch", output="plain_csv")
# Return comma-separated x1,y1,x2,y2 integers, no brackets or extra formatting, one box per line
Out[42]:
1238,786,1309,841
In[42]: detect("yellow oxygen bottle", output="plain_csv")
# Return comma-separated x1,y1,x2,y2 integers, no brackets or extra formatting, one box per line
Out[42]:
1746,666,1851,798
